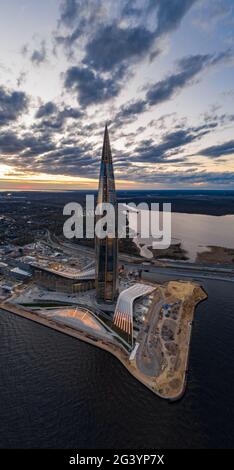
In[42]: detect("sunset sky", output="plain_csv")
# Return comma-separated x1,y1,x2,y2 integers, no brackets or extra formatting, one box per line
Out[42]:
0,0,233,190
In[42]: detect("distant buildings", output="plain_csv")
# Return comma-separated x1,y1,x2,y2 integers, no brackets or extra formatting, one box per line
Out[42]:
0,259,32,281
9,267,32,281
95,125,118,304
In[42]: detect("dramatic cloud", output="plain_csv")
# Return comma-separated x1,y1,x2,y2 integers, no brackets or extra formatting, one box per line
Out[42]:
146,54,213,106
35,101,83,131
31,41,47,65
83,24,155,72
130,124,215,164
81,0,199,74
0,86,28,127
0,121,232,187
0,0,233,189
197,140,234,158
115,99,147,124
62,2,224,110
36,101,58,119
56,0,104,50
202,111,234,126
64,66,123,105
59,0,79,27
154,0,198,36
0,127,99,178
0,130,54,159
0,131,29,155
57,0,198,75
129,168,234,186
116,50,233,123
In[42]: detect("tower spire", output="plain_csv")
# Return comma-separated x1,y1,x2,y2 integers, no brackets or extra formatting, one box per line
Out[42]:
95,125,118,304
102,123,112,164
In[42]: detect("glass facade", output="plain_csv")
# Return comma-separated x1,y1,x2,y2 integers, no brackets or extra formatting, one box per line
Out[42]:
95,125,118,303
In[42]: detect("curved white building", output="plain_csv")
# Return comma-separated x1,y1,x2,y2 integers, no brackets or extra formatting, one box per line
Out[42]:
113,283,155,347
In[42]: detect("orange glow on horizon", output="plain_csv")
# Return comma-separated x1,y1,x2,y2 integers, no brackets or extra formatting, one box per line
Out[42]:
0,175,140,191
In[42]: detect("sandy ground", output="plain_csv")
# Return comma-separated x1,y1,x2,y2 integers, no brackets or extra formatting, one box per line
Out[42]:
196,245,234,264
146,281,207,399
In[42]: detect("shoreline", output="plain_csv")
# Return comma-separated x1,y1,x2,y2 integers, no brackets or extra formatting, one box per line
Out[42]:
169,287,208,401
0,301,167,400
0,287,207,401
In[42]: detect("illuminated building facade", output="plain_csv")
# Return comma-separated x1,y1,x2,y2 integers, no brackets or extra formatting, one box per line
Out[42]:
95,125,118,303
113,283,155,347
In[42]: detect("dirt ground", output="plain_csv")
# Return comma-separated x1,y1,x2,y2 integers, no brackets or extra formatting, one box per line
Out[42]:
196,245,234,264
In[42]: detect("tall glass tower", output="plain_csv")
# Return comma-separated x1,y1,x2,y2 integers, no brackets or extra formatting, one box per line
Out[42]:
95,124,118,303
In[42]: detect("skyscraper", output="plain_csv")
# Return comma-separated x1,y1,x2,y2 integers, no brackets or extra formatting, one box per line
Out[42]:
95,125,118,303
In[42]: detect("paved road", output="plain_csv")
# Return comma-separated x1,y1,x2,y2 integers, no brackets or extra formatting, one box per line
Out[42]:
43,232,234,283
124,263,234,283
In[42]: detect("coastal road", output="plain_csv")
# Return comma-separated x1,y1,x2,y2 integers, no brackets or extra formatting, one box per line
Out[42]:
42,232,234,283
124,263,234,283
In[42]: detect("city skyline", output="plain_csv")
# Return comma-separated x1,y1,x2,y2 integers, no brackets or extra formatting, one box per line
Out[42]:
0,0,233,190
